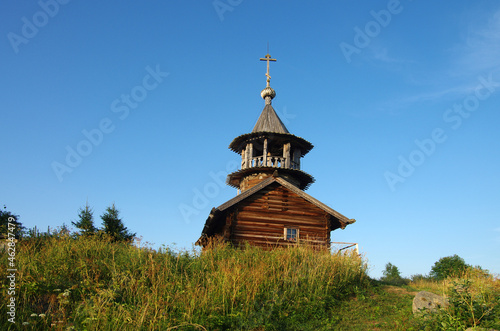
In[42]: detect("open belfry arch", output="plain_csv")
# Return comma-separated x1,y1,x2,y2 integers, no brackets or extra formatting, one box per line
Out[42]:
196,53,355,248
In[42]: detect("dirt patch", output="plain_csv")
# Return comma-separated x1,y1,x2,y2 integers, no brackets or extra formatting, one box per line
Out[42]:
383,285,418,296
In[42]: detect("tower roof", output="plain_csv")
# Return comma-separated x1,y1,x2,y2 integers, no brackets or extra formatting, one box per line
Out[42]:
252,104,289,134
228,52,313,155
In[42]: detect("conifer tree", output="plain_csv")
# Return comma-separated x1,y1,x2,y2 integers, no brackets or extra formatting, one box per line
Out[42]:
72,203,97,236
0,205,25,238
101,203,135,242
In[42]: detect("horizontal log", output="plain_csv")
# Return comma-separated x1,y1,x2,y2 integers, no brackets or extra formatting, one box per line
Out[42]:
232,228,326,240
242,197,320,207
232,227,327,239
239,207,325,217
238,211,328,226
233,227,282,236
241,197,326,209
236,219,326,231
232,232,282,240
234,221,328,236
233,234,327,243
240,205,326,217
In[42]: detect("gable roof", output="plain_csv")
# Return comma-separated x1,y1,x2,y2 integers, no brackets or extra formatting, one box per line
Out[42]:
197,174,355,243
252,104,289,133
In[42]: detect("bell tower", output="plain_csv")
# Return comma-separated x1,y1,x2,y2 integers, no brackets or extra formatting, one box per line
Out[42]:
197,52,356,249
227,53,315,192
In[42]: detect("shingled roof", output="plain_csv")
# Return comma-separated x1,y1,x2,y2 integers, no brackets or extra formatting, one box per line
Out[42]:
252,104,289,133
196,174,356,245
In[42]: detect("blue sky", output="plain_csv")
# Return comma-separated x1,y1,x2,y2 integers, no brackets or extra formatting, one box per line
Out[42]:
1,0,499,278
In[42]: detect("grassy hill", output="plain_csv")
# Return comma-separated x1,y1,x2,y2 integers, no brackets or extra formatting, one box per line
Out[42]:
1,232,498,330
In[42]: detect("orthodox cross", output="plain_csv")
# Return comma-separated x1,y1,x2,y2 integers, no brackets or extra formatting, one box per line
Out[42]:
260,53,276,87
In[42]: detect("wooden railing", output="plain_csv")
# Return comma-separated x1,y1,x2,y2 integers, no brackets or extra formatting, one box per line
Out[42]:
242,155,300,170
249,156,286,168
331,242,359,255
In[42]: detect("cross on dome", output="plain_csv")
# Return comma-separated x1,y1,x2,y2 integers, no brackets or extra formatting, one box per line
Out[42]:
259,53,276,87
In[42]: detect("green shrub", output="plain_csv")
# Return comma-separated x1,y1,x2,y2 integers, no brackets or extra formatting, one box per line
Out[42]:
430,255,470,281
417,272,500,330
410,273,432,283
380,262,409,286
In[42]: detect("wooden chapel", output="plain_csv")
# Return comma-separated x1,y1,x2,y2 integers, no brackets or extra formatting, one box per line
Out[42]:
196,53,355,249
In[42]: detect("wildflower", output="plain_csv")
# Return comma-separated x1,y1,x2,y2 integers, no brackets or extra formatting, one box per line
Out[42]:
31,313,38,317
23,322,29,325
39,313,46,318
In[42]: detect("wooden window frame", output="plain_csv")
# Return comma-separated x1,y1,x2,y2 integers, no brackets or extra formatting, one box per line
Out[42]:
284,227,299,242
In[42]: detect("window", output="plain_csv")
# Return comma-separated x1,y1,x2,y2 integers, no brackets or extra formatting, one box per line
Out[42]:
284,228,299,241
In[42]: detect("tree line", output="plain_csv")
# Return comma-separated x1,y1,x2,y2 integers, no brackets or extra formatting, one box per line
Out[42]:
0,203,135,243
380,255,487,285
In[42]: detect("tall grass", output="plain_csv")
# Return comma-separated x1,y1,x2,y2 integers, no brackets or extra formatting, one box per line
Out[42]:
1,234,369,330
411,268,500,330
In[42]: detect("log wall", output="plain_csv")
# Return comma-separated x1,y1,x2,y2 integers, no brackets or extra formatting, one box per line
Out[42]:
223,184,331,248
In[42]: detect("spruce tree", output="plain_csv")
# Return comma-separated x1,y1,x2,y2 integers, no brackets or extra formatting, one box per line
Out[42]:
101,203,135,242
72,203,97,236
0,205,25,238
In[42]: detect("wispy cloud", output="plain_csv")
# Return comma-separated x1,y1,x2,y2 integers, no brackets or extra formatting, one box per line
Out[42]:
400,85,476,104
370,47,410,64
376,8,500,113
373,84,475,115
452,10,500,75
